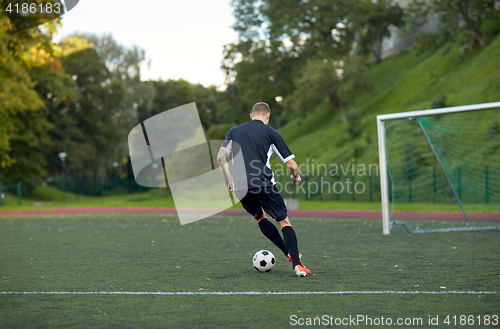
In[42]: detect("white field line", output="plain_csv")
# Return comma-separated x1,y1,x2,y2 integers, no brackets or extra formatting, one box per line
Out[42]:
1,291,499,295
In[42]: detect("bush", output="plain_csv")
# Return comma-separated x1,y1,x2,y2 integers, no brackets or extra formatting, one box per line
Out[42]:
414,32,439,54
207,123,236,140
481,11,500,43
431,92,447,109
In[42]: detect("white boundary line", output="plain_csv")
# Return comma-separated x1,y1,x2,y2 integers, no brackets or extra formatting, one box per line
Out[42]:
1,291,499,295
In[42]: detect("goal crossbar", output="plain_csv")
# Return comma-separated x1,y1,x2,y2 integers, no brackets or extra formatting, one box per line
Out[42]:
377,101,500,121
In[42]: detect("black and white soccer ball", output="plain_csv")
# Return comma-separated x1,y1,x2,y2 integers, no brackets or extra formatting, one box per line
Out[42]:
253,250,275,272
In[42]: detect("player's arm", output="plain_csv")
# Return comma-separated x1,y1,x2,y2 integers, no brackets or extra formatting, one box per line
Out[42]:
272,129,301,184
217,149,233,192
218,129,234,191
286,159,301,184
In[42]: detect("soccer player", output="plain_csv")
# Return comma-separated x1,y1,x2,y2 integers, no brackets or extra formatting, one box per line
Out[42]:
217,102,311,277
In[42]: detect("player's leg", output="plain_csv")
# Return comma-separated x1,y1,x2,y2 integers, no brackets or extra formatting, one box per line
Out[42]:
276,218,299,261
256,213,288,257
258,185,311,276
240,189,288,256
277,218,310,276
257,187,299,267
276,218,300,266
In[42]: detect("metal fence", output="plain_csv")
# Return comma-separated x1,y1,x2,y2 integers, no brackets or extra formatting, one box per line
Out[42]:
1,172,382,206
275,173,381,202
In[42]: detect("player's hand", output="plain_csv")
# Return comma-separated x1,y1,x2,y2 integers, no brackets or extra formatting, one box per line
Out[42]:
227,178,234,192
291,174,301,184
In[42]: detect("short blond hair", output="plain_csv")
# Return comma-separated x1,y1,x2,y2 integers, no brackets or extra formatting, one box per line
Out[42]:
252,102,270,116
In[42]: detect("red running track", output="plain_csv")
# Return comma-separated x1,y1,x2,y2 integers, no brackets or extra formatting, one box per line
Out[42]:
0,207,499,221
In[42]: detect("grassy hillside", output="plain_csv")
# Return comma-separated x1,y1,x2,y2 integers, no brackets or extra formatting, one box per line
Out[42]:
278,34,500,170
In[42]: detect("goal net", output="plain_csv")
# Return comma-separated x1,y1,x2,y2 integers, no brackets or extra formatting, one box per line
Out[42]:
377,102,500,234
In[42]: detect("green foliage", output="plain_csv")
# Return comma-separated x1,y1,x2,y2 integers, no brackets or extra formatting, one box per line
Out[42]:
222,41,297,120
54,48,124,180
262,0,356,58
215,83,250,125
150,79,194,117
71,32,147,81
137,79,221,131
337,55,372,107
354,0,404,63
229,0,357,58
0,2,63,180
346,107,362,141
230,0,265,41
431,92,447,109
0,2,137,183
481,9,500,42
55,35,93,57
223,0,371,125
286,59,342,115
224,0,398,126
403,0,500,50
0,39,46,176
413,31,440,54
286,55,371,131
65,32,153,180
207,123,236,140
280,34,500,175
2,0,63,33
193,84,219,129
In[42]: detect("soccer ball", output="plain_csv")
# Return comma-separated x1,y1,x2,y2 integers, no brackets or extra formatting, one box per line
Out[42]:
253,250,275,272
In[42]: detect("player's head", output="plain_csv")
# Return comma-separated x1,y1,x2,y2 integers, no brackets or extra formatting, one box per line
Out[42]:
250,102,270,125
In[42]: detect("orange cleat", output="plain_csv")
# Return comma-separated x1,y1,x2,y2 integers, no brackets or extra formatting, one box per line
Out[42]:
294,264,311,277
287,253,302,263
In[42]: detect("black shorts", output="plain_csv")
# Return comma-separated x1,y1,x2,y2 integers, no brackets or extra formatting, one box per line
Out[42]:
239,185,288,221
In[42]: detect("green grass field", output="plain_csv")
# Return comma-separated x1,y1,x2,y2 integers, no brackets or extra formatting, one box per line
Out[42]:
1,213,499,328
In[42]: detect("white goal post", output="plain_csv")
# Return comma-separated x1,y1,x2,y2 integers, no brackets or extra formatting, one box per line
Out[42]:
377,101,500,234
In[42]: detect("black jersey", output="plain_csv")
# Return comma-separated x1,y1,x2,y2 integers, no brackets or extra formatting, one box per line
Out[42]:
220,119,295,190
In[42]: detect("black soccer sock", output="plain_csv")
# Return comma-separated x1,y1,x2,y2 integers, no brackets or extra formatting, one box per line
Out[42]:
258,218,288,256
281,226,301,268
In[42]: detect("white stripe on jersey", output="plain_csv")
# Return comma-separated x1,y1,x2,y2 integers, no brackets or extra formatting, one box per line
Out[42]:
219,140,232,155
266,144,296,185
266,145,275,185
271,143,295,163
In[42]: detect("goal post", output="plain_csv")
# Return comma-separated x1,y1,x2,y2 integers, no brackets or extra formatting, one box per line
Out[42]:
377,118,391,234
377,101,500,234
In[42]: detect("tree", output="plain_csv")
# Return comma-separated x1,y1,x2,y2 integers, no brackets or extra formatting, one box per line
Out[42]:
337,56,371,108
68,32,152,139
354,0,404,63
222,0,364,124
136,79,223,136
262,0,357,58
286,54,371,126
215,83,249,125
61,33,155,185
193,84,219,129
0,3,64,180
224,44,290,117
52,47,124,180
229,0,357,58
30,62,75,179
148,79,194,117
286,58,343,117
71,32,148,82
403,0,500,50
